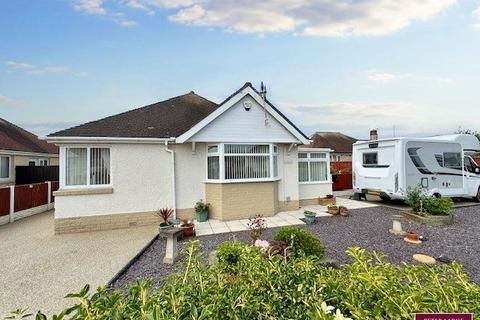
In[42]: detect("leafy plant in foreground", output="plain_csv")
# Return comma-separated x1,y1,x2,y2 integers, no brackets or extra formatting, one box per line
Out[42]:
5,242,480,320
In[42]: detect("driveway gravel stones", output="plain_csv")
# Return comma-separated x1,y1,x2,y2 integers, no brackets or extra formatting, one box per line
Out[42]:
112,204,480,289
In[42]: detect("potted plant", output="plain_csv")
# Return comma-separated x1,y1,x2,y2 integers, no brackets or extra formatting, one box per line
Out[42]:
180,219,195,237
303,210,316,225
195,200,210,222
157,207,174,230
330,167,339,182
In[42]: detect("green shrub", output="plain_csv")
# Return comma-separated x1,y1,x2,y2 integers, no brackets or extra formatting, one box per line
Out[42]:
7,242,480,320
423,196,454,215
405,185,428,212
274,226,325,259
406,186,454,216
215,241,262,274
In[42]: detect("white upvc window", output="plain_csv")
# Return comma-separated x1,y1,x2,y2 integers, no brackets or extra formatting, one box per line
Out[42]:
298,152,330,183
0,156,11,180
28,158,49,166
207,143,279,182
63,147,111,187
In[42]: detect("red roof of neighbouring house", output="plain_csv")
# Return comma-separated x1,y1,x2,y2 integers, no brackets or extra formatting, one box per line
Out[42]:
0,118,58,154
305,132,358,153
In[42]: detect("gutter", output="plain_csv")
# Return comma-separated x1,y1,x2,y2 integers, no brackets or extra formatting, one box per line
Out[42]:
164,140,177,219
43,136,174,144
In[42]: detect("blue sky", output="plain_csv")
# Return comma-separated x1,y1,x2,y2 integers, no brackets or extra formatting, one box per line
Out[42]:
1,0,480,139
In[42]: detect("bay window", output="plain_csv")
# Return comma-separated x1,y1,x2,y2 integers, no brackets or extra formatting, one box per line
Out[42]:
64,147,111,187
298,152,329,183
207,144,278,181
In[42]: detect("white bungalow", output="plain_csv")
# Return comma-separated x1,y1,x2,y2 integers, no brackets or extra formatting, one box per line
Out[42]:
46,83,332,233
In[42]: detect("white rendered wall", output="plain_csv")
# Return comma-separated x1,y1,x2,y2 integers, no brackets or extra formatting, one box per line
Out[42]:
277,144,299,203
174,143,206,210
299,183,333,200
55,144,173,218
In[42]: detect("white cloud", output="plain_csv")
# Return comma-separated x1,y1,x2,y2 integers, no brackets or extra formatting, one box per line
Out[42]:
120,19,138,27
364,70,452,84
74,0,107,15
281,99,477,138
473,5,480,30
365,70,410,82
166,0,456,36
0,94,25,108
5,61,87,77
71,0,456,36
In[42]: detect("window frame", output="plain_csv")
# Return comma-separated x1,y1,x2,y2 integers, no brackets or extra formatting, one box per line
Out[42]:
362,152,378,167
443,152,462,170
0,155,12,181
298,151,331,184
60,146,113,189
205,143,280,183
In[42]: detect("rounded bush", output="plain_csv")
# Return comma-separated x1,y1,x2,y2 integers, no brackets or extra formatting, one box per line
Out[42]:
273,226,325,259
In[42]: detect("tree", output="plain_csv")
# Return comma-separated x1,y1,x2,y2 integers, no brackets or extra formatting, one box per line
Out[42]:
454,128,480,141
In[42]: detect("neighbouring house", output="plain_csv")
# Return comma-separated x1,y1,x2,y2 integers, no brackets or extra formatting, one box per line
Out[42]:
46,83,333,234
0,118,59,187
306,132,358,162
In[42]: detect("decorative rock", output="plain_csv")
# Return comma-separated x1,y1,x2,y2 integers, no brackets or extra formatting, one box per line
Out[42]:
413,254,436,265
389,215,405,235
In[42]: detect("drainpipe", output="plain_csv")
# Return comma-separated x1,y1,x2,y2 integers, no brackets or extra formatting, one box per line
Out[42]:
165,140,176,219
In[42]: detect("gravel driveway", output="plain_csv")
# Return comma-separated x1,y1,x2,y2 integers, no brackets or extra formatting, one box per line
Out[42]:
113,204,480,289
0,210,157,317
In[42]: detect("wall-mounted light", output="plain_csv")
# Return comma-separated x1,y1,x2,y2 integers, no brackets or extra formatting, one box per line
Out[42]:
243,101,252,111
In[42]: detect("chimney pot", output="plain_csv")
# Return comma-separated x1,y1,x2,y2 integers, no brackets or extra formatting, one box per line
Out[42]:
370,129,378,141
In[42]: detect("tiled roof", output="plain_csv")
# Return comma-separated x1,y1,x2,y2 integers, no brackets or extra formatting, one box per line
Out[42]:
305,132,358,153
49,92,219,138
0,118,58,154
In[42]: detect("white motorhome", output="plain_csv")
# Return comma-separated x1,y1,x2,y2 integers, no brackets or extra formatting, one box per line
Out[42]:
352,134,480,202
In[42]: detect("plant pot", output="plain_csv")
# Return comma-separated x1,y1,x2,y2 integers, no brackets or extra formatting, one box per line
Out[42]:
327,206,339,215
303,211,316,225
406,231,419,241
159,222,173,233
180,223,195,237
318,197,336,206
339,207,349,216
196,210,208,222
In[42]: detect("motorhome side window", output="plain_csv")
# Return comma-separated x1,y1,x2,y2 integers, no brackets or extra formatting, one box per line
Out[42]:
443,152,462,170
362,152,378,166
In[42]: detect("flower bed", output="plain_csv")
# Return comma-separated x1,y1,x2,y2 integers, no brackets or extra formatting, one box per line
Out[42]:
401,208,454,225
8,225,480,319
402,186,455,225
